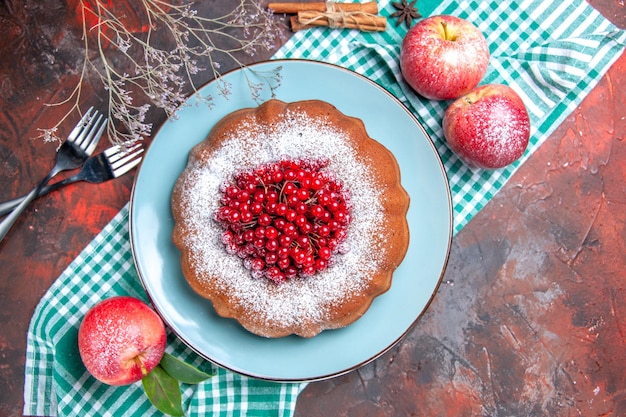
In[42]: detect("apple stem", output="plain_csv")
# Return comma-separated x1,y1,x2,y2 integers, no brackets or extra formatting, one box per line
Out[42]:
440,21,457,41
135,356,149,376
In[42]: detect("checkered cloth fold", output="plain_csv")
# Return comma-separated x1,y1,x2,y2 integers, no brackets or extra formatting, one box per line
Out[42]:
24,0,625,415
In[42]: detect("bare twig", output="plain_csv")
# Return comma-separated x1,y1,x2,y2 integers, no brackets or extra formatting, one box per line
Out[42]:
40,0,283,145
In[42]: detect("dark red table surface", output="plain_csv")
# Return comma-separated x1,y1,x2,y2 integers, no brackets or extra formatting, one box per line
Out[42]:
1,1,625,416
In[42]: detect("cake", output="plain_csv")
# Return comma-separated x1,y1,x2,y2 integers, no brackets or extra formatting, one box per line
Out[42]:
171,99,410,338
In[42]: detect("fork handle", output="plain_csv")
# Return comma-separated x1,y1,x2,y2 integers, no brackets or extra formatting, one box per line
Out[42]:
0,197,26,217
0,171,57,242
0,177,77,216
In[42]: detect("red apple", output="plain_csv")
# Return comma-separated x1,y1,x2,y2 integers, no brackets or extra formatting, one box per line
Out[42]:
442,84,531,169
400,15,490,100
78,296,167,386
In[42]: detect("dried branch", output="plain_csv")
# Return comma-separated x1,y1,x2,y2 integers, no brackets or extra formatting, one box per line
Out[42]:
39,0,283,145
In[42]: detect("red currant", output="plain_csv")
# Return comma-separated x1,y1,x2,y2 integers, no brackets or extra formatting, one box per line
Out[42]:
226,185,239,199
265,226,278,240
283,182,297,195
296,188,309,201
310,205,325,219
284,169,297,181
266,190,279,202
258,213,272,226
265,239,279,252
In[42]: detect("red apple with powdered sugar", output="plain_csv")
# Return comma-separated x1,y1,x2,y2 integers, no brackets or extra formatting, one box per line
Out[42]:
400,15,490,100
442,84,531,169
78,296,167,385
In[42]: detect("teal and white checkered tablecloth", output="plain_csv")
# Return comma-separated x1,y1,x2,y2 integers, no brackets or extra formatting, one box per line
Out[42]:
24,0,625,416
275,0,626,233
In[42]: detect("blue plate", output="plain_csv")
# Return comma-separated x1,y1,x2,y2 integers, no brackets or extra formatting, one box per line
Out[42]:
130,59,452,381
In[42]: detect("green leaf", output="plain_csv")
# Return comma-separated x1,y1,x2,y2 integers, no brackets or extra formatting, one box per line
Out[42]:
142,365,184,416
159,352,214,384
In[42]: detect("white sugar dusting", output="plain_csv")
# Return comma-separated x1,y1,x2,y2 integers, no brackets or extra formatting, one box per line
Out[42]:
178,110,385,328
476,97,529,166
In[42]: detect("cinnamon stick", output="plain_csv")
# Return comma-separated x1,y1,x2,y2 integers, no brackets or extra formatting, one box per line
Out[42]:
269,1,379,15
291,10,386,32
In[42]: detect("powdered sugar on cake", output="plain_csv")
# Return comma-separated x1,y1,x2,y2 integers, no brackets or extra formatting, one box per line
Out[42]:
178,110,385,329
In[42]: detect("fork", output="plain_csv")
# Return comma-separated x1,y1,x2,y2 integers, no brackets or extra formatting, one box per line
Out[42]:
0,108,106,241
0,143,143,216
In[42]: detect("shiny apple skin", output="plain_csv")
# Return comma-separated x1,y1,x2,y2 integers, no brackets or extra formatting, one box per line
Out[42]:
78,296,167,386
442,84,531,169
400,15,490,100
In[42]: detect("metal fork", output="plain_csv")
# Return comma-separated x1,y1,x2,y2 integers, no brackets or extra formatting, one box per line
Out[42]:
0,143,143,216
0,108,106,241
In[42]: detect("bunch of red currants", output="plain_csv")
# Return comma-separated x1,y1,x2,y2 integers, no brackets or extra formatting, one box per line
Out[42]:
215,158,352,283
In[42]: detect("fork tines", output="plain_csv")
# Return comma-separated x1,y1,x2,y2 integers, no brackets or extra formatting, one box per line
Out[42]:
72,107,106,155
105,143,144,178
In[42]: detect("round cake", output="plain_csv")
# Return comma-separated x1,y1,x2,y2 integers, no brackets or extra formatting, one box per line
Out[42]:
171,99,410,338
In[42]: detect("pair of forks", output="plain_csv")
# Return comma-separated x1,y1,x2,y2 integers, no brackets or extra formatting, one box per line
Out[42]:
0,108,144,241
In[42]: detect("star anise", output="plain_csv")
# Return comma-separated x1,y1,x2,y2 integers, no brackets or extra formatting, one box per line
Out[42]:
390,0,421,28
